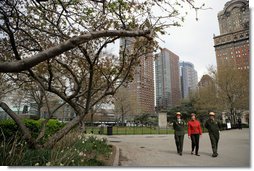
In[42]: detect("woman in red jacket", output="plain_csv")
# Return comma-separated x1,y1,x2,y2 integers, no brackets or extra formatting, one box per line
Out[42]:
188,113,202,156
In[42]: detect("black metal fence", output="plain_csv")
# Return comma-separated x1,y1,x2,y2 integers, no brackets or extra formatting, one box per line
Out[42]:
84,126,175,135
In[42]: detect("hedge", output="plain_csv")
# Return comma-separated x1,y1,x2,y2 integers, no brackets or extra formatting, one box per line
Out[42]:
0,119,65,142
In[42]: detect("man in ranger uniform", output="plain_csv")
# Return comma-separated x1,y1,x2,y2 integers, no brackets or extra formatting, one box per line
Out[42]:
173,112,185,156
205,112,221,157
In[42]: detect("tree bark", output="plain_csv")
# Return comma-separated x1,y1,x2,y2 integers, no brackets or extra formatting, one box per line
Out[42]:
43,114,83,148
0,29,150,73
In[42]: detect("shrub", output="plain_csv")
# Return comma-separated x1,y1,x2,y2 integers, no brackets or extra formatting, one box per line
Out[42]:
23,119,41,138
0,133,112,166
0,120,18,141
0,119,65,141
45,119,65,137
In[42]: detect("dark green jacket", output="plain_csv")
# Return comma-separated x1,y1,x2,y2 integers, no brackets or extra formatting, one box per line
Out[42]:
205,119,221,134
173,120,185,135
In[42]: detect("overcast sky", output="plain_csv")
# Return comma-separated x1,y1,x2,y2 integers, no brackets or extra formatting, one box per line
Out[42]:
157,0,230,80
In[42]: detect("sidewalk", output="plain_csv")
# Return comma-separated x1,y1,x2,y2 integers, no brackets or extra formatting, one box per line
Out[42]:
106,129,250,167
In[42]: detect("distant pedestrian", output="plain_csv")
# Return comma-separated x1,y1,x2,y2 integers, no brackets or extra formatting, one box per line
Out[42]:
237,117,242,129
188,113,202,156
173,112,185,156
205,112,221,157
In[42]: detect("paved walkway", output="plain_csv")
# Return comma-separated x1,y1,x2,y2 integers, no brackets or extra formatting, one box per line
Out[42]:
105,129,250,167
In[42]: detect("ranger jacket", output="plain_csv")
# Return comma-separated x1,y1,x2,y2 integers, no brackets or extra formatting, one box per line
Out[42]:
205,119,221,134
173,120,185,135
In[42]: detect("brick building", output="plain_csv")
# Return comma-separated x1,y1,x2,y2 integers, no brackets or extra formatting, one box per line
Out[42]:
119,38,155,115
214,0,249,72
198,74,214,88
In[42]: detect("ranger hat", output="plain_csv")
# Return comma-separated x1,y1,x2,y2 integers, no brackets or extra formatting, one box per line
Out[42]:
209,112,215,116
176,112,181,115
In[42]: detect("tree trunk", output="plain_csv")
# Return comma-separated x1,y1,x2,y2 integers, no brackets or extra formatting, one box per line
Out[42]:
0,101,39,148
79,120,85,132
37,105,42,119
230,107,235,126
43,115,82,148
121,106,124,126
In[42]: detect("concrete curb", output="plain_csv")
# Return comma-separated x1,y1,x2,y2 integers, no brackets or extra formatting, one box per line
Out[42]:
113,145,120,166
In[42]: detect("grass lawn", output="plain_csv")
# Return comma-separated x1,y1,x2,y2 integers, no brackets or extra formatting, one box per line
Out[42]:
85,126,175,135
84,126,209,135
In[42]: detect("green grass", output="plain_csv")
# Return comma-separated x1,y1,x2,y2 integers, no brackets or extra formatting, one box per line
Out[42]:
84,126,210,135
85,126,175,135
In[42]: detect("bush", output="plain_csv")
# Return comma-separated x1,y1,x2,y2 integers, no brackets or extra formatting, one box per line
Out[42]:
45,119,65,137
24,119,41,138
242,124,249,128
0,119,65,141
0,133,112,166
0,120,18,140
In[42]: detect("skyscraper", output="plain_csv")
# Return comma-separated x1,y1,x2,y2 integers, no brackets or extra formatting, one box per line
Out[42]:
179,61,198,99
119,38,155,115
213,0,249,72
155,48,181,110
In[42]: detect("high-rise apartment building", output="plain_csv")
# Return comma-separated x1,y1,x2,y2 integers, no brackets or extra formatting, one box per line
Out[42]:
155,48,181,110
213,0,249,72
179,61,198,99
119,38,155,115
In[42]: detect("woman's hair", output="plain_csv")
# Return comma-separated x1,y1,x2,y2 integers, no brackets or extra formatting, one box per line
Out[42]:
191,113,196,117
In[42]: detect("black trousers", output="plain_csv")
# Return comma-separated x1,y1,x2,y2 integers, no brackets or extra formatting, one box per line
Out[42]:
238,123,242,129
174,135,184,153
190,134,200,154
209,132,219,155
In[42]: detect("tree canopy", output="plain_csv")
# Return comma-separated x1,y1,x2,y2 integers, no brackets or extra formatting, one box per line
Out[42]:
0,0,206,148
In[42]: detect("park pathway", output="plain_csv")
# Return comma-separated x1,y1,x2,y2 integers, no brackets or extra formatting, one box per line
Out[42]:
105,129,250,167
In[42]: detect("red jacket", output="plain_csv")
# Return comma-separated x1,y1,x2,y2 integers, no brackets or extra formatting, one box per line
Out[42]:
188,120,202,136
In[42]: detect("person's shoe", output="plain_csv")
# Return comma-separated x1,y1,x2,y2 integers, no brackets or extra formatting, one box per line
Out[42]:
195,154,200,156
212,153,218,157
179,152,182,156
191,151,194,155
